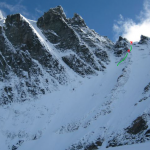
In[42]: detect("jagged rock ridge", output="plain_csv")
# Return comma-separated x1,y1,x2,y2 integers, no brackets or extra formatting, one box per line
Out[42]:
0,13,67,104
37,6,114,75
0,6,115,104
0,5,150,150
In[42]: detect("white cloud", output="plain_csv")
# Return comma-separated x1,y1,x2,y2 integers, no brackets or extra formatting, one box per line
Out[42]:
113,0,150,42
35,8,43,14
0,1,29,16
119,14,124,20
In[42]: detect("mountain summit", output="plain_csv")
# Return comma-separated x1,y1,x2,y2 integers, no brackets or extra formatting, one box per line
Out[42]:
0,6,150,150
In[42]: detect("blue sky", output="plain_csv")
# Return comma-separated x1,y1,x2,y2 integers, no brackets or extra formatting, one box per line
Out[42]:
0,0,149,42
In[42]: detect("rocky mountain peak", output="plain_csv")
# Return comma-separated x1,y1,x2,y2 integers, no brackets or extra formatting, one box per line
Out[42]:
138,35,149,44
37,6,68,33
114,36,129,57
48,5,66,19
117,36,128,43
6,14,22,24
70,13,86,27
37,6,114,76
0,5,150,150
0,12,67,105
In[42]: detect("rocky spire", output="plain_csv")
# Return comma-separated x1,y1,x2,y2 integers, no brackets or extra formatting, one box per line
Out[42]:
114,36,129,56
138,35,149,44
70,13,86,27
48,5,66,19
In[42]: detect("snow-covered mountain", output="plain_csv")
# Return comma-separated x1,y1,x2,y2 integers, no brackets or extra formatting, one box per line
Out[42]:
0,6,150,150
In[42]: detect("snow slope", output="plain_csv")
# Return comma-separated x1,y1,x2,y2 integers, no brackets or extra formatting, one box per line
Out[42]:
0,8,150,149
0,26,150,149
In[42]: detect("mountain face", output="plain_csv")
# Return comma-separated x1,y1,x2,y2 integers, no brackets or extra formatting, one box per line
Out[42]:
0,6,150,150
0,6,114,105
37,6,112,75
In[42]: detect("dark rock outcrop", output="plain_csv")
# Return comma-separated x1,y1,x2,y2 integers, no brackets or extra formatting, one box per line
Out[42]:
114,36,129,57
37,6,78,49
37,6,113,74
126,116,148,135
5,14,66,82
138,35,149,44
107,115,150,148
62,54,96,76
85,143,98,150
0,13,67,104
69,13,86,27
144,82,150,93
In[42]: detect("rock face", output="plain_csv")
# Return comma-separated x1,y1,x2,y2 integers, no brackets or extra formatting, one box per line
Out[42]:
37,6,113,75
62,54,96,76
0,6,115,104
144,82,150,93
138,35,149,44
0,14,67,104
5,14,66,82
0,5,150,150
107,114,150,148
114,36,129,57
127,116,148,135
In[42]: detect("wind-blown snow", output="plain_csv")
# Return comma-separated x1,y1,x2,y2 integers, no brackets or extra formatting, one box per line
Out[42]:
0,10,5,26
0,10,5,19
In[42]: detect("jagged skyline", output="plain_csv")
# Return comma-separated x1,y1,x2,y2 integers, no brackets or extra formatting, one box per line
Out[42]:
0,4,150,150
0,0,148,42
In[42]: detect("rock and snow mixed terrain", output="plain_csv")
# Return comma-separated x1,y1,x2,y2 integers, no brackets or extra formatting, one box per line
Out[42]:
0,6,150,150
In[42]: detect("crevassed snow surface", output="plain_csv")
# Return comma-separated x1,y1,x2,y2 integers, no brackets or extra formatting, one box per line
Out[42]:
0,19,150,150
